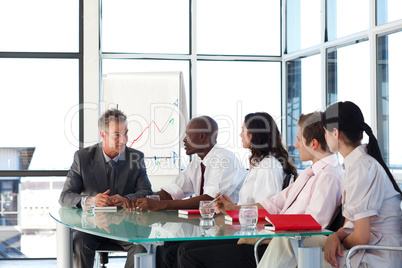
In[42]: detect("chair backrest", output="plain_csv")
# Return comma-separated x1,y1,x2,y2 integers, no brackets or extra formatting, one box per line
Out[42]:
327,206,345,232
282,174,293,190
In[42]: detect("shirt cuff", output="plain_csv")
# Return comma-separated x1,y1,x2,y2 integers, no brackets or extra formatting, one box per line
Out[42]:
353,209,378,221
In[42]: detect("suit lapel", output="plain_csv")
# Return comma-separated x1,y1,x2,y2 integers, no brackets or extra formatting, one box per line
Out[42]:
90,144,109,192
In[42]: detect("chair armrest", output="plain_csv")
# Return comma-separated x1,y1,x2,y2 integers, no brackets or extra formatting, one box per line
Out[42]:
345,245,402,268
254,237,271,265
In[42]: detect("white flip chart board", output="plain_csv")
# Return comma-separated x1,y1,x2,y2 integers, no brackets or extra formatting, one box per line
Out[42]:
102,72,188,175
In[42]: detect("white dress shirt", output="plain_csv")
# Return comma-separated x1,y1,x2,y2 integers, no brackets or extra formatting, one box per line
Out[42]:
162,145,247,203
238,156,284,206
259,154,344,228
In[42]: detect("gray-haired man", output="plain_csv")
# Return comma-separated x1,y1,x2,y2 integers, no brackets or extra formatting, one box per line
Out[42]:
59,108,153,268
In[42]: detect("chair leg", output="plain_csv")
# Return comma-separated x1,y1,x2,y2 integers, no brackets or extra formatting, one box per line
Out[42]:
100,252,109,267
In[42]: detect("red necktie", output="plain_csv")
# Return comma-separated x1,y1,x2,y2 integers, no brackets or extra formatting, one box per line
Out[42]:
200,163,205,195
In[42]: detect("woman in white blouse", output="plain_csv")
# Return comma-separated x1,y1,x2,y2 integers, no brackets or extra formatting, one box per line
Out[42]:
322,101,402,268
220,112,298,209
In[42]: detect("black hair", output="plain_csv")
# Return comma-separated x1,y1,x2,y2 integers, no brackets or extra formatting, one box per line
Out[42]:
321,101,402,195
245,112,298,179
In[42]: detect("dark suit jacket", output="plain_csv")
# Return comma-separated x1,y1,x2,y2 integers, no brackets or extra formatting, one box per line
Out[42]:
59,143,153,208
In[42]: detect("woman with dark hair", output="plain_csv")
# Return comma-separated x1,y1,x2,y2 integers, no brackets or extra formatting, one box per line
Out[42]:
219,112,297,209
322,101,402,268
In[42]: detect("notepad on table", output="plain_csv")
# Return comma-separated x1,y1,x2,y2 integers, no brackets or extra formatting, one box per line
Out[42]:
264,214,321,231
178,209,200,215
94,206,118,212
178,213,202,219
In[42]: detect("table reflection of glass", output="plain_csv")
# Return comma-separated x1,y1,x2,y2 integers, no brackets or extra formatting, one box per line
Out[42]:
50,208,332,268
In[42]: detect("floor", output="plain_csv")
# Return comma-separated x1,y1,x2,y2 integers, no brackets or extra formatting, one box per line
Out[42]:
0,257,127,267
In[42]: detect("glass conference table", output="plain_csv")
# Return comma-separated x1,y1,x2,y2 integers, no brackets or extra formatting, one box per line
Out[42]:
50,208,332,268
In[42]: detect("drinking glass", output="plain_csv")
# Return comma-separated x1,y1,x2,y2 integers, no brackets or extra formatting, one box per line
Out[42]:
199,218,216,236
146,195,160,201
239,205,258,227
199,200,215,218
81,195,96,213
81,213,96,229
239,226,257,235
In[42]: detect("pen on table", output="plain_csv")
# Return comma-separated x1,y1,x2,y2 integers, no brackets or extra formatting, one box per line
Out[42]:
206,190,228,206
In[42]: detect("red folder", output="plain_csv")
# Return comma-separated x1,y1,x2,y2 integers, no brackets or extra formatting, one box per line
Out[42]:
178,209,200,215
224,209,269,222
178,213,202,219
265,214,321,231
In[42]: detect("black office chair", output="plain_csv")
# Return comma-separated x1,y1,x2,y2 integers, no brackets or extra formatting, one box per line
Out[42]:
282,173,294,190
95,242,126,268
327,206,345,232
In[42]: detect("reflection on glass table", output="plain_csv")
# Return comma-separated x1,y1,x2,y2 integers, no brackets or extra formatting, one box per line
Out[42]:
50,208,332,268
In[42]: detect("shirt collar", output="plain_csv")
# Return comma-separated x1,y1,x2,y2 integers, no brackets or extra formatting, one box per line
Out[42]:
102,149,120,163
343,144,367,171
311,153,340,175
200,145,219,167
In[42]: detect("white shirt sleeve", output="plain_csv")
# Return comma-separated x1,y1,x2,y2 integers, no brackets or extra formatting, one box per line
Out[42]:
162,161,197,200
260,183,292,214
343,157,386,221
202,148,246,203
253,159,283,204
162,146,246,202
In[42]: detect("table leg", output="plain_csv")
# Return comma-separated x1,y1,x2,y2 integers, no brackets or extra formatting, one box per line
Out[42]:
134,243,159,268
290,236,321,268
56,221,72,268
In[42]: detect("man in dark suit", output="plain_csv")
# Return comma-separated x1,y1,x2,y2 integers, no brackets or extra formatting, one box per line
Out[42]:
59,108,153,268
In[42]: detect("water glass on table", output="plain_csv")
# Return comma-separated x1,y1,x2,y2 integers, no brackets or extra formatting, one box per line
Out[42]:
199,218,216,236
199,200,215,218
239,205,258,227
81,213,96,229
81,195,96,214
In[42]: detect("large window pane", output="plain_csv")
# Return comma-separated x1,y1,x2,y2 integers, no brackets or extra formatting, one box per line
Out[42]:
197,0,280,56
286,54,321,168
377,0,402,25
0,59,79,170
0,0,79,52
101,0,189,54
327,0,369,41
326,40,370,139
287,0,321,53
377,31,402,169
197,61,281,168
0,176,64,258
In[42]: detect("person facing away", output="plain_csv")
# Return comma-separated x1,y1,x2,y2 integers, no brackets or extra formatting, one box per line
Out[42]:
321,101,402,268
59,108,153,268
124,115,247,211
160,112,298,268
179,111,344,268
